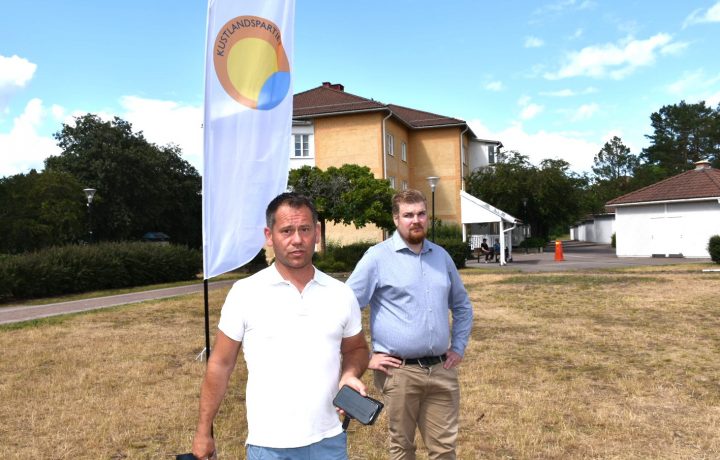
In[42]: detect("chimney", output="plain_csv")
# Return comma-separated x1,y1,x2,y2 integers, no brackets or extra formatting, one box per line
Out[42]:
694,160,712,170
321,82,344,91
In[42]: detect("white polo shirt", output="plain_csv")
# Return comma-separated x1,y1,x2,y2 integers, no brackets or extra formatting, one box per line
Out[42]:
218,264,362,448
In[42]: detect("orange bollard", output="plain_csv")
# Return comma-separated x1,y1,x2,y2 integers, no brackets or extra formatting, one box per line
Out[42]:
554,239,565,261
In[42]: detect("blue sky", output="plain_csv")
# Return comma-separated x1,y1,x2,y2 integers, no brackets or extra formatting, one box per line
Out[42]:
2,0,719,178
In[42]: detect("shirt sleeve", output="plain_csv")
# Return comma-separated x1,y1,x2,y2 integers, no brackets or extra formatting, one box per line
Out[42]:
446,254,473,357
343,287,363,338
346,249,378,309
217,281,246,343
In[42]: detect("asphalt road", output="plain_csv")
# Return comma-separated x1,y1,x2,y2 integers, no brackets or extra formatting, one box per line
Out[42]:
0,279,236,325
467,240,713,272
1,242,714,325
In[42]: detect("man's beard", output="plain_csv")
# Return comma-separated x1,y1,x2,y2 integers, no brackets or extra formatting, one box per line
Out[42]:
407,226,426,245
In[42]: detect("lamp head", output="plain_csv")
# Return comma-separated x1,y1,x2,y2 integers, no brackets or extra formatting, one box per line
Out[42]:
83,188,96,204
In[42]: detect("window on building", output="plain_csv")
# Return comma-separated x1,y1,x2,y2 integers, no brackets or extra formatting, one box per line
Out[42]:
386,133,394,156
401,142,407,162
488,145,496,164
294,134,310,157
402,180,408,190
388,176,396,189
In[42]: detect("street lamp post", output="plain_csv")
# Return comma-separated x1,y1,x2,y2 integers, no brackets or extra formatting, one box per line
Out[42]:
522,197,528,238
83,188,96,243
427,176,440,242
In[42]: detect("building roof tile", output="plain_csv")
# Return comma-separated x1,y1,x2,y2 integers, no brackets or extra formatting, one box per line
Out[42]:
607,164,720,205
293,83,467,129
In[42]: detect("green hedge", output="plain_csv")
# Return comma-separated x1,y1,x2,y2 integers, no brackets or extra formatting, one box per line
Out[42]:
709,235,720,264
519,237,547,249
0,242,201,300
435,238,471,269
314,241,374,273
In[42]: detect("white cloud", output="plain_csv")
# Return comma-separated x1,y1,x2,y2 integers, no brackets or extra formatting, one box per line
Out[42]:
485,81,504,91
571,103,599,121
0,55,36,91
520,104,543,120
540,87,598,97
0,95,203,178
544,34,679,80
120,96,203,171
666,69,720,105
683,2,720,28
0,98,61,177
468,118,601,173
525,36,544,48
517,96,543,120
707,91,720,107
0,54,37,112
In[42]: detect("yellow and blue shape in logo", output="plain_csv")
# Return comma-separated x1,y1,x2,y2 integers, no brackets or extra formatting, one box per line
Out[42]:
213,16,290,110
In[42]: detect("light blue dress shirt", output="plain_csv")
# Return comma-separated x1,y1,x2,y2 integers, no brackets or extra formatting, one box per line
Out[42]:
346,231,473,358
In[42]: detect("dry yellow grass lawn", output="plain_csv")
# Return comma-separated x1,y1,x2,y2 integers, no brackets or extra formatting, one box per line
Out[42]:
1,266,718,459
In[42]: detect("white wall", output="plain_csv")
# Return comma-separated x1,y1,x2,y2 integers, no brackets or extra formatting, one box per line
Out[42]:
615,200,720,258
571,215,615,244
467,140,499,172
289,123,315,170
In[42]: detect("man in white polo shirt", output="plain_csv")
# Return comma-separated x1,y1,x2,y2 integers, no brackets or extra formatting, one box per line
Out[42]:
192,193,369,460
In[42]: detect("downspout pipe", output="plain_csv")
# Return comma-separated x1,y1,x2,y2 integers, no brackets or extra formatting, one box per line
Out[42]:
381,110,393,240
459,125,469,244
381,109,392,181
460,125,469,191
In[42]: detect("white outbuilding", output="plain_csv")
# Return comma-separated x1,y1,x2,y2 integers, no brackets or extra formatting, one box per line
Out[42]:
606,161,720,258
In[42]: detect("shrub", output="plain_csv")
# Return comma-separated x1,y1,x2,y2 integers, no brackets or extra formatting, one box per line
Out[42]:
611,232,617,248
0,242,201,300
519,237,547,249
709,235,720,264
436,238,471,269
314,241,374,273
243,248,268,273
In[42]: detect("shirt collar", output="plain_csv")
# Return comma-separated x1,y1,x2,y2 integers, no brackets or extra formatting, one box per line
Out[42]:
391,230,432,255
268,262,329,286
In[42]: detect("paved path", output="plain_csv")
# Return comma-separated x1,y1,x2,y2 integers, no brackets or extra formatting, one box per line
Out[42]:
467,240,713,272
0,279,236,325
1,242,714,325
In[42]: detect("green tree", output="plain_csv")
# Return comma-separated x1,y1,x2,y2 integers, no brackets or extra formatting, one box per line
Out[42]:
592,136,638,181
588,136,639,208
0,170,86,253
465,152,587,240
641,100,720,178
288,164,394,252
44,114,201,246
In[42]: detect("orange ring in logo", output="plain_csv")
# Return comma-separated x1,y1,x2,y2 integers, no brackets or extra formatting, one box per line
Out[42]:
213,15,290,110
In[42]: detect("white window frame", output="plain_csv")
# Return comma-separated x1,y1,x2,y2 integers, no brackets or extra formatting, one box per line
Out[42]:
294,134,311,158
386,133,394,156
388,176,396,189
401,142,407,162
402,180,408,190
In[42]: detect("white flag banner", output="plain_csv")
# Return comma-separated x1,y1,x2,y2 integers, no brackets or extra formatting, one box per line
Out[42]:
202,0,295,279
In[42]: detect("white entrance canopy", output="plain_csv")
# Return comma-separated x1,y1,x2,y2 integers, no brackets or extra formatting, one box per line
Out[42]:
460,190,518,265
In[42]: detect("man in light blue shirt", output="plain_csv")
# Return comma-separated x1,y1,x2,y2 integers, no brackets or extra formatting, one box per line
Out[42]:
347,189,473,460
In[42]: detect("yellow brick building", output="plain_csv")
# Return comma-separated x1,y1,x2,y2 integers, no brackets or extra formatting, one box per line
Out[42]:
291,82,504,245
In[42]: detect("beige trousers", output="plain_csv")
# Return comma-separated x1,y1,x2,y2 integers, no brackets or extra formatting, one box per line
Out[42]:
374,363,460,460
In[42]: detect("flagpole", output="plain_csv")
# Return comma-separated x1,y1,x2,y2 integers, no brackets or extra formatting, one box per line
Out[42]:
203,279,211,361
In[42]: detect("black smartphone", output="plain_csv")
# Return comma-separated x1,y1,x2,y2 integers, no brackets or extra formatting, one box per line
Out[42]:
333,385,384,425
176,455,197,460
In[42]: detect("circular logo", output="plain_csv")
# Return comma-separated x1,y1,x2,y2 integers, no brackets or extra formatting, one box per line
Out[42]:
213,16,290,110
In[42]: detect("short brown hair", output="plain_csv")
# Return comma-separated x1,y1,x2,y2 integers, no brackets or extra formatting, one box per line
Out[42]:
266,192,318,228
392,189,427,215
